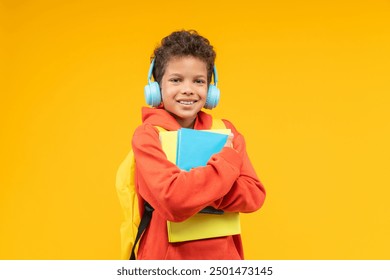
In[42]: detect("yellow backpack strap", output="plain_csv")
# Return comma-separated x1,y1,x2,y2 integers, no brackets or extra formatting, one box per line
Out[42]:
154,126,167,132
211,118,226,130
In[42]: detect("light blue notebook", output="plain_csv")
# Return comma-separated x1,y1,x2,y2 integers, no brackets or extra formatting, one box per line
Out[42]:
176,128,229,171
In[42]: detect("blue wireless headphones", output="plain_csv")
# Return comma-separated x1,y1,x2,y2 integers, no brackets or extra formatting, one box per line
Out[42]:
144,59,220,109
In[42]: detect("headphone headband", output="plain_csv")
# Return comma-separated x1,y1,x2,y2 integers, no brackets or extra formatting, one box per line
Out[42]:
212,64,218,86
147,59,155,83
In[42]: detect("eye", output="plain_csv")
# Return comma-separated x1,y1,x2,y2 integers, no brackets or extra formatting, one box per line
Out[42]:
169,78,181,83
195,79,206,84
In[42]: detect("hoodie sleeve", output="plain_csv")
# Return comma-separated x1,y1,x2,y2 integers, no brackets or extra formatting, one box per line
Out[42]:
210,119,266,213
132,123,243,222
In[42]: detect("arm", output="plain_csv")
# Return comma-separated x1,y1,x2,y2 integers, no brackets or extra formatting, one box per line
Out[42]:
132,124,243,222
210,119,266,213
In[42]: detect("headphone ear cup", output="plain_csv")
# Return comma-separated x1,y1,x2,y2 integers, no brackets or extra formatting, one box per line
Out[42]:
204,85,220,109
144,81,161,107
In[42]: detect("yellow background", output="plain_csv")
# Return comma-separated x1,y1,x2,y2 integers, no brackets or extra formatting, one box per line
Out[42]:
1,0,389,259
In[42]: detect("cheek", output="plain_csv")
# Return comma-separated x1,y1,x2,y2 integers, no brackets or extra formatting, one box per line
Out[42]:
201,88,208,99
161,88,175,103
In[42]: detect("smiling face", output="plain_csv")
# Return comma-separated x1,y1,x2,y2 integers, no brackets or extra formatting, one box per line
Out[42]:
160,56,208,128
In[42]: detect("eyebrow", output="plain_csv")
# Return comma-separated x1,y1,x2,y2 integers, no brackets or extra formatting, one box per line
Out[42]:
168,73,207,78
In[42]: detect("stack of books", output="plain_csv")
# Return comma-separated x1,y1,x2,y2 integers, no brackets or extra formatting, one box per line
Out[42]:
159,128,241,243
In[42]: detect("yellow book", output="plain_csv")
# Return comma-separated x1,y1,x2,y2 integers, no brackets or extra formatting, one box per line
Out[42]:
167,212,240,243
159,128,241,243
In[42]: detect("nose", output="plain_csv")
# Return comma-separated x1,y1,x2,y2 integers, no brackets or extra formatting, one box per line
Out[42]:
180,81,194,95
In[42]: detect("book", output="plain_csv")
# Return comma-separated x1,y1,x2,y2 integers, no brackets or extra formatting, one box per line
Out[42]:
158,128,231,167
167,211,240,243
176,128,230,171
159,128,241,243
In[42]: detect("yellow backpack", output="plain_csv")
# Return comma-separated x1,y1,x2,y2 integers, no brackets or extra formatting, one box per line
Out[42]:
115,119,226,260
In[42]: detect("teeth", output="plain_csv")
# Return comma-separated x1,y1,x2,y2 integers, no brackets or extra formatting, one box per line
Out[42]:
178,101,195,105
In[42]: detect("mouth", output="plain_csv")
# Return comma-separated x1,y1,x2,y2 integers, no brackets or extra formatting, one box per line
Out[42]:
177,100,198,105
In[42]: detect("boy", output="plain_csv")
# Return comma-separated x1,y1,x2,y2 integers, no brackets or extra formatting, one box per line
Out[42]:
131,30,265,259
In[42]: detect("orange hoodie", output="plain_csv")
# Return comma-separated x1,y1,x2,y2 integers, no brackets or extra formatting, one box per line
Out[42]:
132,107,266,259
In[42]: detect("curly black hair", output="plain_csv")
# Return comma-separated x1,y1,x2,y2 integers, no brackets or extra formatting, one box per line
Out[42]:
152,30,216,85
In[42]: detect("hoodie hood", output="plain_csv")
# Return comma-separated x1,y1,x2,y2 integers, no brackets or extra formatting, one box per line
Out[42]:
141,107,213,131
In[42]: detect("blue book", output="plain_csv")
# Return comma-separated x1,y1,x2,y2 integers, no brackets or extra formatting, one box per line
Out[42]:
176,128,230,172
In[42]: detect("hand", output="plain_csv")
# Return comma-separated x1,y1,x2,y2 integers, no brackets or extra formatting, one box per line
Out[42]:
224,133,234,148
